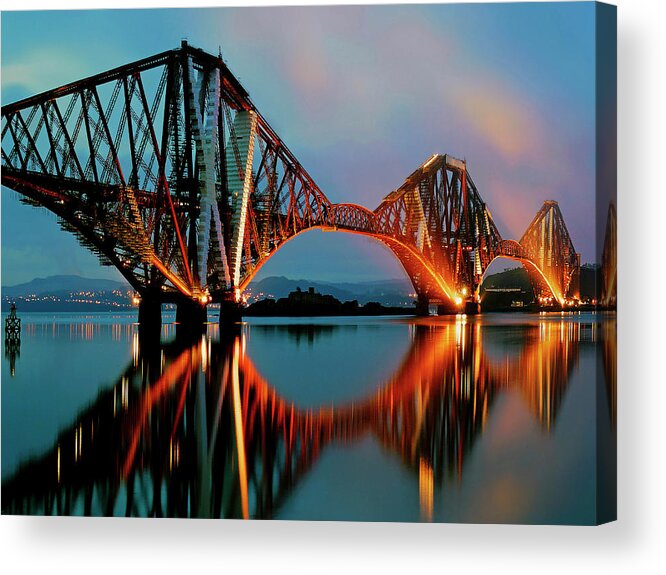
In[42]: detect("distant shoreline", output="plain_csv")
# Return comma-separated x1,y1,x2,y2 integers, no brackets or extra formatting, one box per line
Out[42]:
244,308,415,318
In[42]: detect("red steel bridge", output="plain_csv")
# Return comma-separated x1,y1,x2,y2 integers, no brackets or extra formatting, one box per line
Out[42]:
1,42,580,321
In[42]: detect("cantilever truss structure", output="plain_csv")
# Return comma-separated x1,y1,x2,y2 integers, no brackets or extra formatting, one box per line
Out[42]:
1,42,331,303
1,43,579,310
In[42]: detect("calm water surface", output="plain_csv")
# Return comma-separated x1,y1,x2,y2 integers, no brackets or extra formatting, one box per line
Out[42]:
1,311,616,524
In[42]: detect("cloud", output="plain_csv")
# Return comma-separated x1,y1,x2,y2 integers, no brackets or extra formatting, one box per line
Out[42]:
216,7,458,147
211,5,566,201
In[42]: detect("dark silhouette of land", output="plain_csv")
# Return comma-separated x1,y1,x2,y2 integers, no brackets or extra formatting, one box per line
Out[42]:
246,276,414,306
245,287,414,317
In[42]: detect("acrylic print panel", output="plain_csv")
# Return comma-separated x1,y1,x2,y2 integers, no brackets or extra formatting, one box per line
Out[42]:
0,2,616,524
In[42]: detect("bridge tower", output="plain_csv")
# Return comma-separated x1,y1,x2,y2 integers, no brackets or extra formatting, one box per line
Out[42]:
373,154,503,314
519,201,580,307
0,42,332,331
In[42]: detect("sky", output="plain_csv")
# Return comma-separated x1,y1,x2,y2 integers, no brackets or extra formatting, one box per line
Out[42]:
1,3,597,286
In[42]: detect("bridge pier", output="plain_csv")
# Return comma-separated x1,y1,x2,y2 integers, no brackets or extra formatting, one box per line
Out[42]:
436,303,459,315
416,296,430,316
464,301,480,315
176,300,207,339
138,298,162,346
219,297,243,326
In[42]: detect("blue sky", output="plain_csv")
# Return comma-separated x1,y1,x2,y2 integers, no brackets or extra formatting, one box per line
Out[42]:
1,3,597,285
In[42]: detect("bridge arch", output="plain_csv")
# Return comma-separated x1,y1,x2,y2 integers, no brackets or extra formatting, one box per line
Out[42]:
476,250,566,306
237,207,459,306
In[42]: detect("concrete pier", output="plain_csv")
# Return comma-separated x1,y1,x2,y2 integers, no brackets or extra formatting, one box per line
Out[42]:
436,303,459,315
464,301,480,315
176,300,207,328
219,298,243,325
416,296,430,316
137,298,162,346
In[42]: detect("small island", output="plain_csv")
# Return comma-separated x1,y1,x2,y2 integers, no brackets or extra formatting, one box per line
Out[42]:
244,287,415,317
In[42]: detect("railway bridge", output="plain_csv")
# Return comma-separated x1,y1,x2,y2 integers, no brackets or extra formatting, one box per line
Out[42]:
1,42,580,327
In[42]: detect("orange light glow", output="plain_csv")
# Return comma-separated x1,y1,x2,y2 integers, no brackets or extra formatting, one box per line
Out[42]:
419,458,434,522
232,338,250,520
149,256,193,298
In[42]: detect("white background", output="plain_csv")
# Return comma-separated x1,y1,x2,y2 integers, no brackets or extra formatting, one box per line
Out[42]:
0,0,664,573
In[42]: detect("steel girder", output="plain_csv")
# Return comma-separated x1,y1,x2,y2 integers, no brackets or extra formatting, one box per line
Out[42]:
373,154,504,303
1,42,332,304
2,44,580,308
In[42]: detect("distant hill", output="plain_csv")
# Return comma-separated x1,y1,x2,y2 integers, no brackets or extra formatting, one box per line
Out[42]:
480,267,533,292
250,267,601,311
1,275,133,312
2,275,129,297
247,276,414,307
479,264,600,310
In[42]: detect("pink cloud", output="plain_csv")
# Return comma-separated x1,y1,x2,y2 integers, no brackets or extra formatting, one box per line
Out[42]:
222,7,457,146
485,178,552,240
450,79,541,164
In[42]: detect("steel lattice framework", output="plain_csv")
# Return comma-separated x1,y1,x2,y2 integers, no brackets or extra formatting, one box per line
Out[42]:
518,200,581,303
372,155,504,304
1,43,580,310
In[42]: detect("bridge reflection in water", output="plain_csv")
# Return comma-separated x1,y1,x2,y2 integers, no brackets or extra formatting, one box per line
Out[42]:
1,316,614,520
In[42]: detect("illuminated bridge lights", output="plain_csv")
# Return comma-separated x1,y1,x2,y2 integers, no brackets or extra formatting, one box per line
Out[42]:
1,44,580,311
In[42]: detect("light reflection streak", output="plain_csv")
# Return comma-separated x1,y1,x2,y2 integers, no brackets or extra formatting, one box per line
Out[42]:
232,337,250,520
419,457,434,522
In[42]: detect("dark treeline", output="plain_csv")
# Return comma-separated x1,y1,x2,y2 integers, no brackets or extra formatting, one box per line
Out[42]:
245,287,414,317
